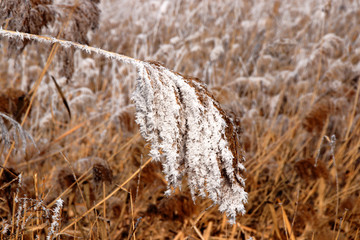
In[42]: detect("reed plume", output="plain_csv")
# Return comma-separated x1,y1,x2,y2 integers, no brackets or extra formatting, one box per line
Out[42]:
132,61,247,223
0,29,247,223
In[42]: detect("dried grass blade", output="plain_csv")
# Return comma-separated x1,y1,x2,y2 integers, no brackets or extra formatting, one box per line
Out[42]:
59,157,152,234
51,76,71,120
280,204,295,240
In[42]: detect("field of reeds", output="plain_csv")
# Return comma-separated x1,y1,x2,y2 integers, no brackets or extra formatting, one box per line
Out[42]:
1,0,360,239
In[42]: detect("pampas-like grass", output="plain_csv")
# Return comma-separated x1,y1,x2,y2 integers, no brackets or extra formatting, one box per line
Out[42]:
133,62,247,223
0,29,247,223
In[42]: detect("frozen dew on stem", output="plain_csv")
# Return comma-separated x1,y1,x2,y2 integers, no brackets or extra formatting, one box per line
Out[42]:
132,61,247,224
47,198,64,240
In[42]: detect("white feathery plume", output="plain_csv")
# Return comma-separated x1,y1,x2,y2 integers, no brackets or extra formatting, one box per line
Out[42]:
0,29,247,223
132,62,247,223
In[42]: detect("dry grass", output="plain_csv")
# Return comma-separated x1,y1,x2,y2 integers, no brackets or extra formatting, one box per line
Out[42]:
1,0,360,239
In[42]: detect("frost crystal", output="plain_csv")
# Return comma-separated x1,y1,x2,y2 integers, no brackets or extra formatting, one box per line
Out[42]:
47,198,63,240
132,61,247,223
1,221,10,235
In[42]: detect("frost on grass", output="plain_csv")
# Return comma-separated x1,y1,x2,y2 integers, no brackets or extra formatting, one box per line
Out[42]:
132,61,247,224
0,29,247,223
0,112,36,153
47,198,63,240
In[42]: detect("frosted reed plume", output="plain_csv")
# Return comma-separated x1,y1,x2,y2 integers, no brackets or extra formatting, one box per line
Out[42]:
0,112,36,152
133,62,247,223
0,29,247,223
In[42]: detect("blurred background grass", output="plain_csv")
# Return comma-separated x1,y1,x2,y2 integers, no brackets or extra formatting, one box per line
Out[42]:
0,0,360,239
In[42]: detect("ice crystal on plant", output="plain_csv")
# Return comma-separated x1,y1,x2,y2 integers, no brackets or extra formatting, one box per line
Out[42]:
47,198,63,240
1,221,10,235
0,113,36,153
132,61,247,224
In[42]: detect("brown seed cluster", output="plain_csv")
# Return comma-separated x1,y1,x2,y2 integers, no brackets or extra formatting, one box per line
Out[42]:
0,88,30,123
0,0,100,79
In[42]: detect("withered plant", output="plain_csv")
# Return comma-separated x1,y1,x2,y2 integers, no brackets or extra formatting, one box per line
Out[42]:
1,0,360,239
0,0,101,79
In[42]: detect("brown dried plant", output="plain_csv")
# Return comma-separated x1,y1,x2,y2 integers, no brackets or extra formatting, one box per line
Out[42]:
0,88,30,123
303,98,334,133
0,0,55,53
0,0,101,79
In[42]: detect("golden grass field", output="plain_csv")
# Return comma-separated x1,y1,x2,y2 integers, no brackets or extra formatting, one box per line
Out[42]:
0,0,360,239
